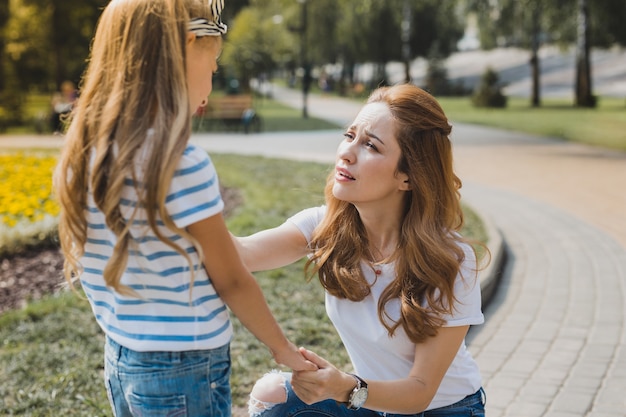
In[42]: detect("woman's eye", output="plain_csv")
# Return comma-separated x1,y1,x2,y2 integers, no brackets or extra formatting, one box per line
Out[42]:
343,133,354,141
365,141,378,151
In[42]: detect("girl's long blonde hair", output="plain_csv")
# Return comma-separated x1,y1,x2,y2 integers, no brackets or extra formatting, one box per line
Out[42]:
54,0,218,296
307,84,485,343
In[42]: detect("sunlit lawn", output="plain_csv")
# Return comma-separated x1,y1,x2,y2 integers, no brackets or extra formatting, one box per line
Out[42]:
0,152,487,415
439,96,626,151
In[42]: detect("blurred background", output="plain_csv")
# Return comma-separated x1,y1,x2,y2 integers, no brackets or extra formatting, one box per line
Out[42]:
0,0,625,133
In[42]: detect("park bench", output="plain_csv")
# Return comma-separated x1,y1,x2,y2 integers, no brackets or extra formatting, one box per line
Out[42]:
196,94,261,133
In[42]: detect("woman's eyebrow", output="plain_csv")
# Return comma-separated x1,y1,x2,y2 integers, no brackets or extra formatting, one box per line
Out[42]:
365,129,384,145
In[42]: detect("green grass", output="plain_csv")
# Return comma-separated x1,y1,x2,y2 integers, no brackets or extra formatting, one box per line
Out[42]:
438,96,626,151
0,292,109,416
0,154,487,414
252,97,340,131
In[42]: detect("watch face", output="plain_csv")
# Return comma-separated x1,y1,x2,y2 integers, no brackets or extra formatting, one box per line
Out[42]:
351,388,368,407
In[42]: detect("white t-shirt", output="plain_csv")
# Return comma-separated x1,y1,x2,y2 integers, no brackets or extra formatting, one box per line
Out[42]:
81,143,232,352
288,206,484,410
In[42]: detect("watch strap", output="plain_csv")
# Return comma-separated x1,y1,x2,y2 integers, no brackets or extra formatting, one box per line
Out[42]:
350,373,368,389
347,373,368,410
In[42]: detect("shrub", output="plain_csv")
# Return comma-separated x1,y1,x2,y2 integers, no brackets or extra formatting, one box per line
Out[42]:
471,67,507,108
424,55,471,97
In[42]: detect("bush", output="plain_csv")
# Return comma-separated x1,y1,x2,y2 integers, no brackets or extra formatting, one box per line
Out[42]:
424,56,471,97
471,67,507,108
0,90,25,131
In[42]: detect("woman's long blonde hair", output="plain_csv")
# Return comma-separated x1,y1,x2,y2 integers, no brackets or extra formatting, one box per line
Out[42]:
307,84,484,343
54,0,219,296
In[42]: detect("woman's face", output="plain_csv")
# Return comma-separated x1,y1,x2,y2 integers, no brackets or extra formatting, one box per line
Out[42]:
186,34,220,111
333,102,410,208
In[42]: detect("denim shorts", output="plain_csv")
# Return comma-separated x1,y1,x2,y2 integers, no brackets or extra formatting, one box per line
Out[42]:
104,336,232,417
251,373,485,417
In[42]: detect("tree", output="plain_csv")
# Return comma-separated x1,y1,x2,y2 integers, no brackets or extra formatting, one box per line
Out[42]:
466,0,545,106
336,0,463,87
575,0,594,107
220,3,296,91
5,0,108,92
471,0,626,107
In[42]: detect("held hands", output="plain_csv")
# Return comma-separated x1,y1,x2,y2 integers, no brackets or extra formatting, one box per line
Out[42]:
271,341,318,372
291,347,353,405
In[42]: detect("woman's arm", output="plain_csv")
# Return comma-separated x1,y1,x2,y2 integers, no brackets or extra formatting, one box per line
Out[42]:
291,325,469,414
187,213,316,371
232,221,310,272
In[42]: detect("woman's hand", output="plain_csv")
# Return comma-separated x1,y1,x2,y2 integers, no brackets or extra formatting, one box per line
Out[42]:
290,347,356,405
271,342,318,372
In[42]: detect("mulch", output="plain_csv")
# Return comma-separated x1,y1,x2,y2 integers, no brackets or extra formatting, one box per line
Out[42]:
0,186,242,316
0,245,65,314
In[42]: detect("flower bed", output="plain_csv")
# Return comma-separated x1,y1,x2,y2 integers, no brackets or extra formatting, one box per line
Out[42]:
0,153,59,255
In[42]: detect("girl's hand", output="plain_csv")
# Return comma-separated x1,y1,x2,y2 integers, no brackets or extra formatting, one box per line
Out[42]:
291,347,355,405
271,342,318,372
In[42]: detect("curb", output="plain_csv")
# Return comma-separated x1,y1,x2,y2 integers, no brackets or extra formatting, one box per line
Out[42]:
472,204,506,310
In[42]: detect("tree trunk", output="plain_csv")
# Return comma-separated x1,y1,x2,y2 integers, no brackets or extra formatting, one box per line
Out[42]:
530,3,541,107
401,0,411,83
0,0,9,93
575,0,595,107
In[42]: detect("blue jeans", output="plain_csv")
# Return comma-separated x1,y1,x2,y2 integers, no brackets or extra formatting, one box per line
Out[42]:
250,375,485,417
104,336,232,417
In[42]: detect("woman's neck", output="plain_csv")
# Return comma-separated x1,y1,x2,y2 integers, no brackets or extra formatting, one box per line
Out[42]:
357,207,402,263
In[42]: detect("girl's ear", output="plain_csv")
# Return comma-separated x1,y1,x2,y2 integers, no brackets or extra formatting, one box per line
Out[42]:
186,32,196,46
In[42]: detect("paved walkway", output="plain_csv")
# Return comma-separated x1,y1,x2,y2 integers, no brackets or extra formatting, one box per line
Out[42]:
2,86,625,416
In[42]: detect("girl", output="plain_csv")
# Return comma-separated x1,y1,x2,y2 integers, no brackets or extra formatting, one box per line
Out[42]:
236,84,487,416
54,0,314,416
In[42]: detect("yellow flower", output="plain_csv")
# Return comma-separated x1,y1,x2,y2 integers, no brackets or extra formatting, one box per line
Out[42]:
0,152,60,227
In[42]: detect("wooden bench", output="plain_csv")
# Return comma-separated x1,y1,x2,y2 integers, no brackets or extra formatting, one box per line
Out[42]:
195,94,261,133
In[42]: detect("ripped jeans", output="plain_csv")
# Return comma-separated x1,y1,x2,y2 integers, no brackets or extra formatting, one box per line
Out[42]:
248,372,485,417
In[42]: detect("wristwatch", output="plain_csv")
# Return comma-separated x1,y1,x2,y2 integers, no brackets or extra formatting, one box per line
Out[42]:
347,373,368,410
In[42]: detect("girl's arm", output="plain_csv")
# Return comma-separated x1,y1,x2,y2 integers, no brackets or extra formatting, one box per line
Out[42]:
232,221,310,272
187,213,316,371
291,325,469,414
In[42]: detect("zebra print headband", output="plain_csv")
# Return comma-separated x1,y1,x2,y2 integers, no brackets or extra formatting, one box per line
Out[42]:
188,0,227,36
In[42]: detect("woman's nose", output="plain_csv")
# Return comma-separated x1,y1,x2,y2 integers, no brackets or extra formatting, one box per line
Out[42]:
337,140,355,163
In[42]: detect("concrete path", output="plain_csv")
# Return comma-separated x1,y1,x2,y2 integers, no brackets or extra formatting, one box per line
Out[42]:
2,85,625,416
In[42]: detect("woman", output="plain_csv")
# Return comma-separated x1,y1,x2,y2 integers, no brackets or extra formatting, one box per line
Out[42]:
236,83,487,416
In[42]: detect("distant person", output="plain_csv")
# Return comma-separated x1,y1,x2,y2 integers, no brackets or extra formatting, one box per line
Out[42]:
50,80,77,133
53,0,314,415
235,84,487,416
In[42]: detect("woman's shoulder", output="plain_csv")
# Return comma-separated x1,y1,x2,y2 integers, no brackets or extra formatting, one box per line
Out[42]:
287,205,326,224
286,206,326,240
448,231,477,261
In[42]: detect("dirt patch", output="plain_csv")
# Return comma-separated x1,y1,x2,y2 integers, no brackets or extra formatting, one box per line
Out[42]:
0,245,65,314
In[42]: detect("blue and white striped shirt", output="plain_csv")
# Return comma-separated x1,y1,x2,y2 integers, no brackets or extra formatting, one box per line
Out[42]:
81,143,232,351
